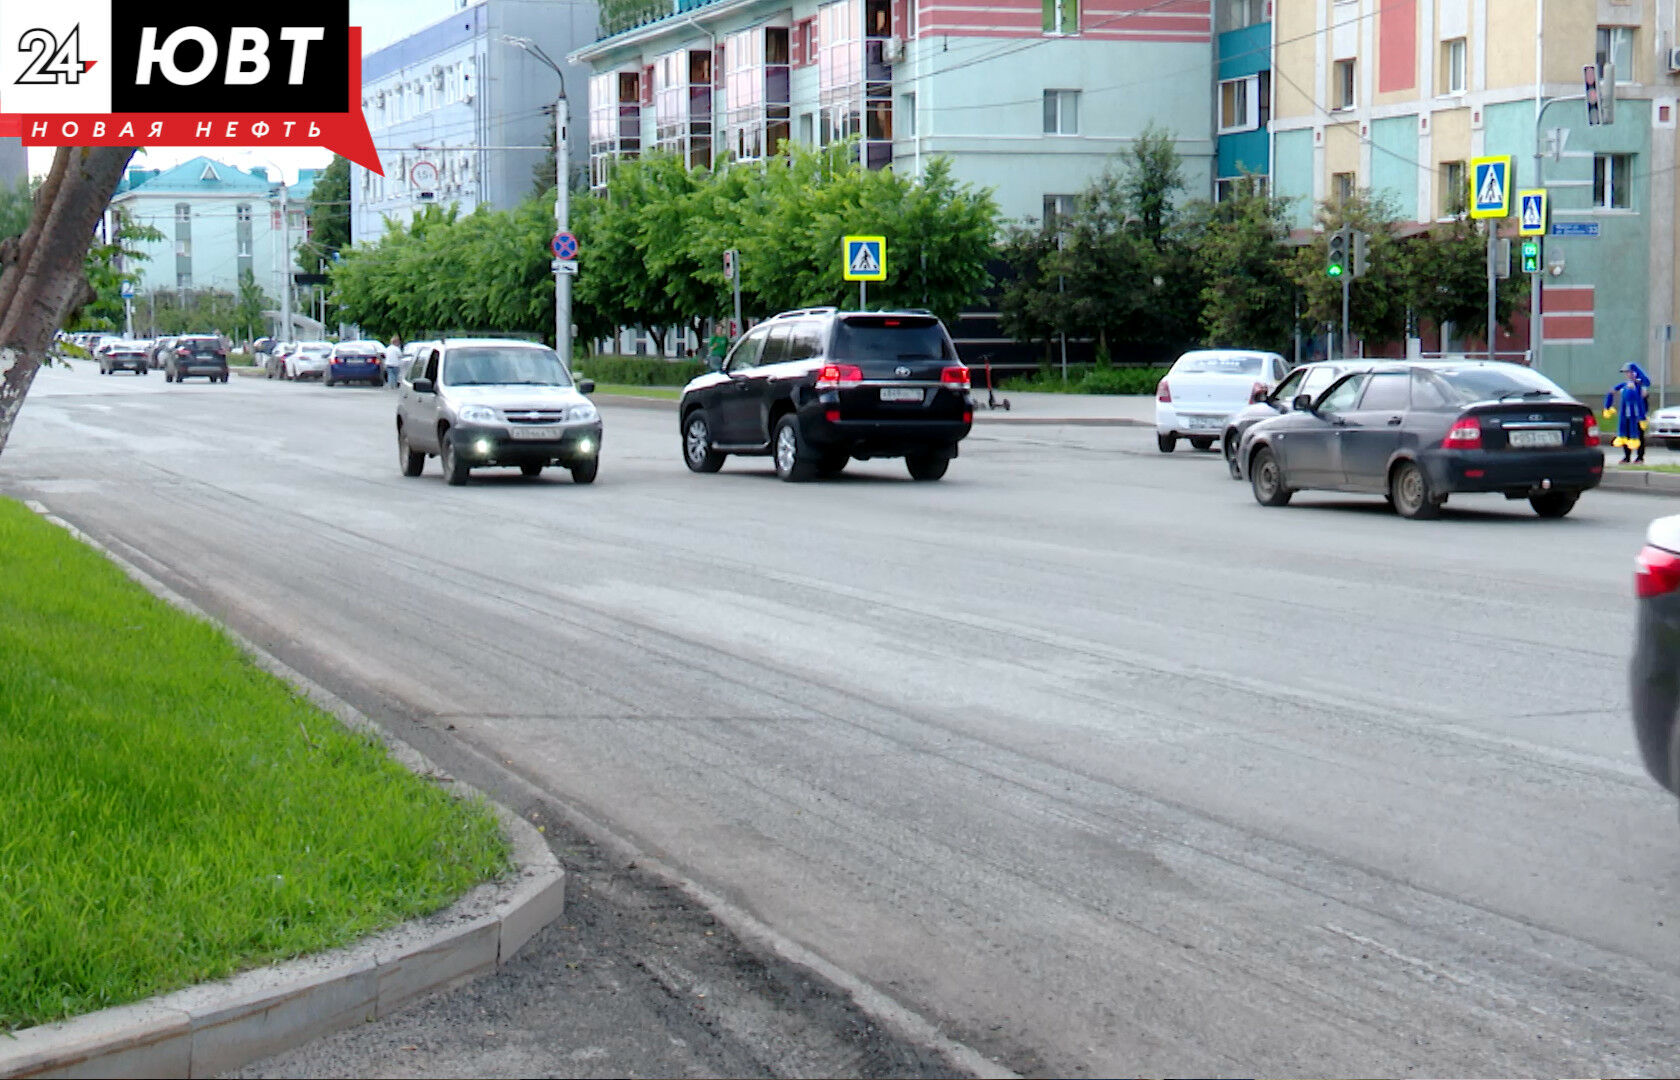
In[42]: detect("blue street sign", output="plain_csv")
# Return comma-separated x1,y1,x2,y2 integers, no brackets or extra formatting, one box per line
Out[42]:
1549,221,1601,237
1470,155,1512,219
551,231,579,259
120,282,134,299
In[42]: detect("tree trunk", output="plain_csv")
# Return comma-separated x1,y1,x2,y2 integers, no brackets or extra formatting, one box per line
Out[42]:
0,146,135,460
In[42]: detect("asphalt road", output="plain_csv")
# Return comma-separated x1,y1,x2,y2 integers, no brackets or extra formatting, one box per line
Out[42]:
7,361,1680,1078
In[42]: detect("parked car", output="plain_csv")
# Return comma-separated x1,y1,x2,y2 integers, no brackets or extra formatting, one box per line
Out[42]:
98,341,150,375
677,307,974,482
1156,349,1291,453
252,336,278,363
164,335,230,383
325,340,385,387
1645,403,1680,451
264,341,297,379
284,342,333,381
396,339,600,485
1632,514,1680,802
1223,361,1365,477
1237,360,1602,519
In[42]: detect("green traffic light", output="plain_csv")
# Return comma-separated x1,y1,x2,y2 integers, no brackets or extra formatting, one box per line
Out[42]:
1327,265,1344,277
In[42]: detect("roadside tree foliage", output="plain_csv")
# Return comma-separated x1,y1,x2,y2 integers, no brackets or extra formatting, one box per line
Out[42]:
72,214,165,333
330,140,999,352
1191,176,1298,354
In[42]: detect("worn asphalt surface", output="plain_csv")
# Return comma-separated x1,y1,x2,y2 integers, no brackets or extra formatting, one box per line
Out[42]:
7,360,1680,1078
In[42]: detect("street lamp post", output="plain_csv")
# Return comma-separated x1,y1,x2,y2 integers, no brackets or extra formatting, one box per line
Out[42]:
505,35,571,362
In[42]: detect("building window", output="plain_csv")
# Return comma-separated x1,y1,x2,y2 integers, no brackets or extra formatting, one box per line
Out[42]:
901,92,917,136
174,203,190,222
1596,26,1633,83
819,0,862,148
1043,89,1080,134
799,111,814,143
1441,37,1466,93
1043,193,1077,227
590,69,644,191
176,271,191,289
1333,59,1356,109
1215,0,1258,33
1215,176,1266,202
1332,171,1355,205
1043,0,1077,35
1219,75,1259,132
1439,160,1466,217
1594,152,1632,209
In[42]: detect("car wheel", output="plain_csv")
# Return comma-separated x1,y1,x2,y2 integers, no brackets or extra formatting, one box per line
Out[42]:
1390,460,1441,519
1529,490,1579,518
520,463,543,479
1189,436,1215,451
905,452,950,481
570,458,599,485
816,452,848,478
1666,438,1680,451
1223,430,1242,479
398,430,425,477
440,433,470,486
773,415,816,482
1156,432,1177,453
682,410,725,473
1249,447,1292,506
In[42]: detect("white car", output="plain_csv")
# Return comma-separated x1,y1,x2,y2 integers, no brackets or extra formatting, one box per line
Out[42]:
284,341,334,381
1155,349,1290,453
1647,404,1680,451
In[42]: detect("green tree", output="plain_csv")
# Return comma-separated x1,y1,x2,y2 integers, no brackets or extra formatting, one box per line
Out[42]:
70,213,165,333
996,223,1068,367
1193,178,1301,353
1401,218,1527,347
234,269,273,342
298,155,350,273
1291,190,1411,347
1123,124,1187,250
0,176,36,242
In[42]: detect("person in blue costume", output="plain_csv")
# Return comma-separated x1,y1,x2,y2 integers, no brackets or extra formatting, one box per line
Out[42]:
1603,361,1652,463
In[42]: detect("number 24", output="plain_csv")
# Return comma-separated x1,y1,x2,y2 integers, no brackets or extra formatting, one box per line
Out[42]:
16,27,85,85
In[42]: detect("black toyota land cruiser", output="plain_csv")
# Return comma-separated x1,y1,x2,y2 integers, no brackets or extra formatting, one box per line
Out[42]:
677,308,974,482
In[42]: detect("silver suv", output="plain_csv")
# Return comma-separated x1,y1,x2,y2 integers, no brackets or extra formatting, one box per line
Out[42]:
396,339,601,485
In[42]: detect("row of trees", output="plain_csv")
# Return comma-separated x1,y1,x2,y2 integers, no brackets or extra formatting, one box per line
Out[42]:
330,141,999,351
1001,127,1528,363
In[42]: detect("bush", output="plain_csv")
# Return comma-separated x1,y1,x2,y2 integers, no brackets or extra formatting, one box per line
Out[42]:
572,355,710,386
1003,366,1169,395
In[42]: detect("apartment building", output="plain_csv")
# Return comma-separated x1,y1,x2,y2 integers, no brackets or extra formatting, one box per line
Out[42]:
571,0,1217,225
1271,0,1678,397
352,0,598,244
1215,0,1272,199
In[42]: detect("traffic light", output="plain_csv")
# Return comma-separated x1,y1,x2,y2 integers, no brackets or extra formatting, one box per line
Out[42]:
1352,231,1369,278
1521,239,1540,274
1327,228,1349,278
1585,62,1615,125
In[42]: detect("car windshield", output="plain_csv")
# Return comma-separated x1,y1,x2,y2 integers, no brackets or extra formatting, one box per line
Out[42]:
1432,365,1568,403
442,346,573,387
831,317,954,361
1174,354,1265,375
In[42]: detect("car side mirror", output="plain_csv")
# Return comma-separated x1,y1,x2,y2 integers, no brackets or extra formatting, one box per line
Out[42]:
412,378,435,394
1250,386,1268,404
1292,393,1315,412
577,378,595,395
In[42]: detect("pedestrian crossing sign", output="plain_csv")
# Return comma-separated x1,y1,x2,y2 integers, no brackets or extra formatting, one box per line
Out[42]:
1518,189,1547,236
843,235,887,281
1470,155,1512,219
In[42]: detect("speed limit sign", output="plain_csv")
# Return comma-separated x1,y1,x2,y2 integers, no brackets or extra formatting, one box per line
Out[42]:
410,160,440,191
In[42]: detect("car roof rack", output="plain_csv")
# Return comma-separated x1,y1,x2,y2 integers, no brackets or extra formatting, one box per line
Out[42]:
768,306,839,321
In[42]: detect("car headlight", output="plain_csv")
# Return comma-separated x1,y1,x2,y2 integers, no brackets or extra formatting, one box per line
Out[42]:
457,405,498,423
570,403,599,422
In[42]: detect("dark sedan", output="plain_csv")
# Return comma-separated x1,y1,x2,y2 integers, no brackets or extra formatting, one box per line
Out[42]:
1633,516,1680,804
1223,360,1364,478
1236,361,1602,519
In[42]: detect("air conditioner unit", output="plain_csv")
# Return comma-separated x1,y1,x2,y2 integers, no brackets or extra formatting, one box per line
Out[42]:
1668,46,1680,73
882,36,905,62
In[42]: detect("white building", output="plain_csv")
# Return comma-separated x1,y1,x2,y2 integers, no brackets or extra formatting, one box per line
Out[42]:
109,158,315,314
352,0,599,243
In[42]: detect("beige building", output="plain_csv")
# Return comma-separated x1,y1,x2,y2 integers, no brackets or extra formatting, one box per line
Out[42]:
1270,0,1680,397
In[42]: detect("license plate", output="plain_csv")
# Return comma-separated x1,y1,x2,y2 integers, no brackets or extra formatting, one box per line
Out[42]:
880,388,923,402
508,426,562,440
1508,429,1563,448
1183,415,1223,430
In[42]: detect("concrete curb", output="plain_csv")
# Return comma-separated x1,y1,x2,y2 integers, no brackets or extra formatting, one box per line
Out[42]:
1601,468,1680,495
591,392,680,411
1,506,565,1080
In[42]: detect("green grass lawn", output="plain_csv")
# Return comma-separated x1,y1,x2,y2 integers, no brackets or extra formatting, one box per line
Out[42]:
591,384,682,400
1617,463,1680,474
0,498,509,1033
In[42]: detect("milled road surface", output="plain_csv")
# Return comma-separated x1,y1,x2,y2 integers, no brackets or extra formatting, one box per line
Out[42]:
7,361,1680,1078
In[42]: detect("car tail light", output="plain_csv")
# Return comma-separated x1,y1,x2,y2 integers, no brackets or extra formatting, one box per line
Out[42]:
815,363,862,389
941,365,970,390
1157,379,1171,403
824,408,840,423
963,409,973,424
176,347,191,356
1635,545,1680,598
1442,416,1482,449
1584,413,1601,447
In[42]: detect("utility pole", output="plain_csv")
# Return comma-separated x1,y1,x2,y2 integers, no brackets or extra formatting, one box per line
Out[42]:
1486,219,1497,361
279,179,292,341
505,35,571,361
